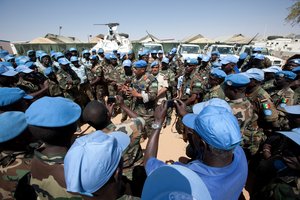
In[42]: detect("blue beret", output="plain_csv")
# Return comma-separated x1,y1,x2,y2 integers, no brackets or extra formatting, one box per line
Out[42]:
151,50,157,54
25,61,35,69
139,50,148,57
151,61,159,67
211,62,222,68
158,50,163,54
239,53,248,60
39,53,50,60
0,61,12,67
254,54,265,60
244,68,264,81
275,70,297,80
110,54,117,60
27,50,35,56
127,50,133,54
36,50,45,58
263,66,282,73
253,47,262,52
202,55,210,62
162,57,169,64
226,55,238,64
289,59,300,65
104,53,111,60
210,68,227,79
97,48,104,53
0,65,18,76
0,87,33,106
15,56,30,66
122,60,132,67
82,50,90,55
284,105,300,115
211,51,220,57
187,58,198,65
16,65,33,74
134,60,147,68
58,58,70,65
44,67,54,76
92,49,96,52
292,66,300,73
69,47,77,52
64,131,130,196
0,112,28,143
225,74,250,87
90,55,98,60
277,128,300,146
171,47,177,53
142,165,212,200
70,56,78,62
183,106,241,150
25,97,81,127
4,55,14,62
220,58,230,65
0,49,9,58
54,52,64,60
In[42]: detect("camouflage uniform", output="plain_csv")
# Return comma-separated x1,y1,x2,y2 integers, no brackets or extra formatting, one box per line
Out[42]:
107,117,145,180
227,98,265,156
197,66,210,89
47,79,63,97
0,151,33,200
246,86,279,132
160,69,176,99
202,85,225,102
131,73,158,137
90,63,106,101
118,72,134,122
17,79,39,94
104,64,122,96
268,87,295,130
30,146,82,200
262,79,274,91
56,68,80,102
293,87,300,104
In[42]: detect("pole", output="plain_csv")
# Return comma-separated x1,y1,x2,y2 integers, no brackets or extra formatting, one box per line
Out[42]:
59,26,62,36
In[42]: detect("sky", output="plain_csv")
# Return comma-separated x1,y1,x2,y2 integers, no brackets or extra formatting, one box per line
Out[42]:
1,0,300,42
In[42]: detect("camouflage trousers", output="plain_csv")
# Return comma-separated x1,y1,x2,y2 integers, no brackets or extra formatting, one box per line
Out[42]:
95,84,108,102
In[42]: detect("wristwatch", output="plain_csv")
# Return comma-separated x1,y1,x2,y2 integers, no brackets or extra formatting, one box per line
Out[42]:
151,123,162,129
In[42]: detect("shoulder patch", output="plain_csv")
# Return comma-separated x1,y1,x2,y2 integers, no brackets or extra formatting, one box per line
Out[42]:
264,109,272,116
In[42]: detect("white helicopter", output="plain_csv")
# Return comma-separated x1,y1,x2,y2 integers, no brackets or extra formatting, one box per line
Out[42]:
92,23,132,53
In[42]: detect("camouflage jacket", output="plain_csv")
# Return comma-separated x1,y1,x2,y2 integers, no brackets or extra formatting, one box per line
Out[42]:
30,145,82,200
17,79,40,94
202,85,225,102
109,117,145,180
47,79,63,97
246,86,279,124
160,69,176,98
131,73,158,118
268,87,295,109
56,68,80,101
0,151,33,200
262,79,275,91
293,87,300,105
180,72,204,101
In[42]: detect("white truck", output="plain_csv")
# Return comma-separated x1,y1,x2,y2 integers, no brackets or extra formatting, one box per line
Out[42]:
239,45,284,66
206,44,238,59
177,44,201,62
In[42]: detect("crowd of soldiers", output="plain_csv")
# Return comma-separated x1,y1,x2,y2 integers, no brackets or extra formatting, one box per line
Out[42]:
0,46,299,200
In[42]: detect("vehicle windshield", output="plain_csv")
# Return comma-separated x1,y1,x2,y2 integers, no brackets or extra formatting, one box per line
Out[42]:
244,47,269,55
180,46,200,54
143,45,163,52
213,46,235,55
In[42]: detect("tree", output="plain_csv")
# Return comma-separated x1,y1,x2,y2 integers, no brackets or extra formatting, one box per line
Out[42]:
286,0,300,26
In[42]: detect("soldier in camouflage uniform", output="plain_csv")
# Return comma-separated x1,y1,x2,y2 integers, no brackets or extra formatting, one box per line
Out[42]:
266,71,297,130
168,50,184,80
80,49,92,68
291,66,300,105
245,68,279,133
0,112,37,200
177,58,204,140
202,68,226,102
25,97,82,200
224,74,265,157
262,66,282,91
16,65,40,94
118,60,134,122
104,54,122,97
130,60,158,138
56,58,81,103
44,67,63,97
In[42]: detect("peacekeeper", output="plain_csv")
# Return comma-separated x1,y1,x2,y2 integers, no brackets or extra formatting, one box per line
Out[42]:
44,67,63,97
25,97,82,200
224,74,265,157
267,70,297,130
38,53,52,73
105,54,122,97
127,50,137,63
69,47,78,57
253,105,300,199
0,112,39,200
80,49,92,68
118,60,134,122
252,47,272,68
262,66,282,90
244,68,279,133
159,57,176,100
70,56,94,104
56,58,81,103
130,60,158,138
209,51,220,66
52,52,65,72
27,50,37,63
291,66,300,105
0,64,18,87
202,68,226,101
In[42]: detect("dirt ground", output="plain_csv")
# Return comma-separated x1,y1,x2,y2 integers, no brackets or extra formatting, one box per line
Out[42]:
80,112,250,199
